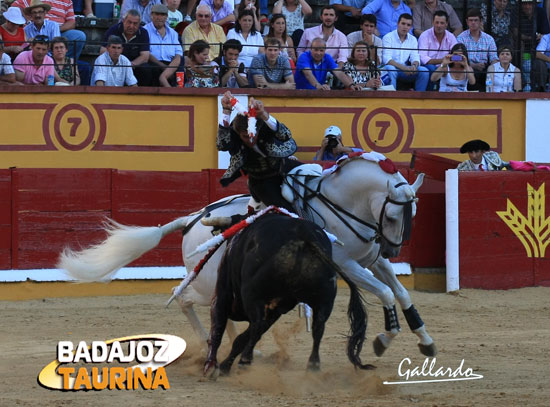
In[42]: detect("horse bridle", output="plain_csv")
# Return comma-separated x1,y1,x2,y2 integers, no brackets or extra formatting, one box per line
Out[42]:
285,175,415,249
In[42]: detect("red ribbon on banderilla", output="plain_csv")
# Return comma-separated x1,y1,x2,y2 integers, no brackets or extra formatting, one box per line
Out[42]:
165,206,340,307
230,97,257,145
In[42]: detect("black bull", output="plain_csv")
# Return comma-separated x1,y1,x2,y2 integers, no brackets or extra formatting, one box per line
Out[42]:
204,213,374,377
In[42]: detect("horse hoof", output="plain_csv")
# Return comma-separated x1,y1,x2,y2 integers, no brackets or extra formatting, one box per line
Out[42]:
418,342,437,357
373,335,388,357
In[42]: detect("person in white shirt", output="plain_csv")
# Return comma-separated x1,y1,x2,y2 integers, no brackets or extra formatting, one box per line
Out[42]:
226,8,264,67
381,13,429,91
92,35,138,87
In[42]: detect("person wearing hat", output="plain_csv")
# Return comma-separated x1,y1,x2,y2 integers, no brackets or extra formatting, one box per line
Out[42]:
218,91,302,211
144,4,183,87
21,0,61,44
0,7,28,61
120,0,163,25
313,125,362,161
14,0,87,60
457,139,508,171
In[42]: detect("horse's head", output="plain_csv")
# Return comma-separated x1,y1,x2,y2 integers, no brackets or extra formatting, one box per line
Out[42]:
375,173,424,259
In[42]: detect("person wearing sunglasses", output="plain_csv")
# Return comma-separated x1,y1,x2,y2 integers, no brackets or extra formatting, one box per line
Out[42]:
182,4,226,60
13,35,63,85
14,0,87,60
22,0,60,43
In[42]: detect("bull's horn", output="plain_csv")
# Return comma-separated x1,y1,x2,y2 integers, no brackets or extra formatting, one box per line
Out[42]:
201,216,232,228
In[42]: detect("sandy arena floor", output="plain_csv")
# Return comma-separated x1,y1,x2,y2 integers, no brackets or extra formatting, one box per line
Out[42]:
1,286,549,406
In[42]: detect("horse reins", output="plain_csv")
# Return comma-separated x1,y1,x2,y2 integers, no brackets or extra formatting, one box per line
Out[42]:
285,173,415,248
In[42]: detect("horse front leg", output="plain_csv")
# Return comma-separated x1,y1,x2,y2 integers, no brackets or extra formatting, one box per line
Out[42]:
335,256,401,357
371,258,437,357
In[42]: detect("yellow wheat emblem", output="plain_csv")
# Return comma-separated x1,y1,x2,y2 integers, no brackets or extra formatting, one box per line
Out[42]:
496,183,550,258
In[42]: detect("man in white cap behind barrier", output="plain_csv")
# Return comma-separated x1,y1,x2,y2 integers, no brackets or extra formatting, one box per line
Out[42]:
313,125,362,161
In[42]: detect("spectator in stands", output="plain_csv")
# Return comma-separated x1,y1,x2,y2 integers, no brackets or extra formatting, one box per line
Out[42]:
487,45,521,92
480,0,512,48
382,13,429,91
295,37,360,90
200,0,235,26
183,39,220,87
51,36,80,85
227,9,264,68
249,37,295,88
272,0,312,48
457,139,507,171
0,7,27,61
144,4,183,87
418,10,457,90
347,14,382,65
265,14,296,64
15,0,87,60
92,35,138,87
214,39,248,87
120,0,162,25
313,126,362,161
297,5,349,67
182,4,226,60
22,0,60,42
330,0,370,35
343,41,382,89
0,40,17,84
361,0,412,37
13,35,61,85
166,0,184,29
511,0,550,90
535,34,550,92
430,43,475,92
457,8,498,92
412,0,462,38
235,0,262,32
102,9,151,86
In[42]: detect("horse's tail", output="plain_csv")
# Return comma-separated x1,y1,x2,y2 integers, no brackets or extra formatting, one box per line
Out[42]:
337,270,372,370
58,216,192,282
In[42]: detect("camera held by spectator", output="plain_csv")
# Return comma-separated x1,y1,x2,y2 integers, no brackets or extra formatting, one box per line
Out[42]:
313,125,362,161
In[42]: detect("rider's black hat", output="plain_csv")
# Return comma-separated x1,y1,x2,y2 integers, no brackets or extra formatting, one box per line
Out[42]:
460,139,490,154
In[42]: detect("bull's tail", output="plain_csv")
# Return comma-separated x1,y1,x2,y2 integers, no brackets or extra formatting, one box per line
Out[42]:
58,216,192,282
303,239,371,369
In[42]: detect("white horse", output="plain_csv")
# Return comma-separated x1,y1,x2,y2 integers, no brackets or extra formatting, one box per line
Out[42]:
59,156,436,357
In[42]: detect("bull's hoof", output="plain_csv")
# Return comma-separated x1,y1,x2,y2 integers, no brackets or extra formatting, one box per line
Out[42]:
418,342,437,357
307,360,320,371
237,359,252,369
373,334,388,357
203,360,219,381
359,363,377,370
219,361,233,376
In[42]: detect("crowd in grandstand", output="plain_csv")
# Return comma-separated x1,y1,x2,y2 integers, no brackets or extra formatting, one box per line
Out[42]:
0,0,549,91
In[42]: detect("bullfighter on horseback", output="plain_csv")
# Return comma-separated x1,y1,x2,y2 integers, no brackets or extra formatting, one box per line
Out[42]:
218,91,301,211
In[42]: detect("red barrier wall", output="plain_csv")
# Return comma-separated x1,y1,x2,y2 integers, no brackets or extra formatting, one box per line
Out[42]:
2,167,443,272
459,171,550,289
5,168,248,270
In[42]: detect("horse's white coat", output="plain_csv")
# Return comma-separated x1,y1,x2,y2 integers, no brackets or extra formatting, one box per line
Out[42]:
59,158,433,353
